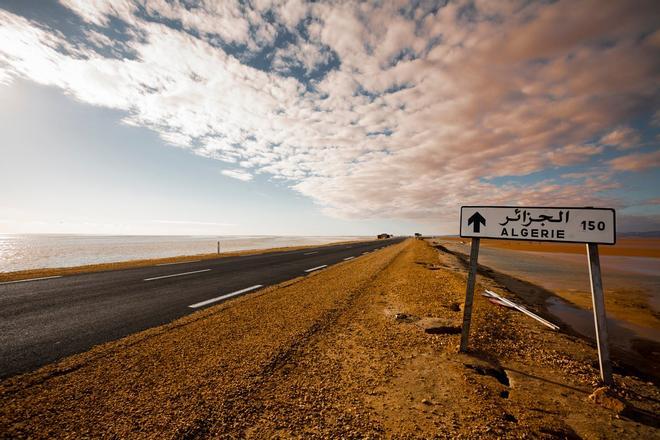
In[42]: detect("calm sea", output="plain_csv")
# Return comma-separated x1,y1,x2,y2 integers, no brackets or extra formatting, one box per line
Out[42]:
0,234,368,273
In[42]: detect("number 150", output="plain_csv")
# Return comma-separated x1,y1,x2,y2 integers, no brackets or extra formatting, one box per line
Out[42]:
581,220,605,231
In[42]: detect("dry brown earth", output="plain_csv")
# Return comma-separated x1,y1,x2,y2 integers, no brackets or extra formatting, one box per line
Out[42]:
1,239,658,438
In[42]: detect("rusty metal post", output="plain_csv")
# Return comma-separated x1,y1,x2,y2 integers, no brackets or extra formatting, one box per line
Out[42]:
587,243,613,385
460,238,480,352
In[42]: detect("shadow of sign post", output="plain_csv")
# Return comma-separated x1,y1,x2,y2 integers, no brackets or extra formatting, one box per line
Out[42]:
457,205,616,386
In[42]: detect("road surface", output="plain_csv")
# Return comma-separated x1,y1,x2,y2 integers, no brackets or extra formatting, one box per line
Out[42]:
0,238,403,378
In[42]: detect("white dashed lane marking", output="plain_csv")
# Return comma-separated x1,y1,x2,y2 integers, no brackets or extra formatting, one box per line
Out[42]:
0,276,62,285
144,269,211,282
189,285,263,308
304,265,327,273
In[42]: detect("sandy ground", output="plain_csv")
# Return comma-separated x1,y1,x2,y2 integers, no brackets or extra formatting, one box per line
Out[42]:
0,239,368,283
441,236,660,258
1,239,658,438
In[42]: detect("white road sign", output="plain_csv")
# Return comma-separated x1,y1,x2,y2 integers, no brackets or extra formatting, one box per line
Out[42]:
460,206,615,244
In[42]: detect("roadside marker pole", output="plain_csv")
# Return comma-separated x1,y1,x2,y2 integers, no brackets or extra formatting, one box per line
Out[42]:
459,238,480,352
586,243,613,385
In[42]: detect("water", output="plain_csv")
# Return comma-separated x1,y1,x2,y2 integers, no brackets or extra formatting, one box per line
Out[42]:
545,297,660,350
438,240,660,347
0,234,369,273
443,241,660,311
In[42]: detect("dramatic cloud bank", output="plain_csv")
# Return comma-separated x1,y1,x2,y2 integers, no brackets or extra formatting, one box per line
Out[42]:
1,1,658,225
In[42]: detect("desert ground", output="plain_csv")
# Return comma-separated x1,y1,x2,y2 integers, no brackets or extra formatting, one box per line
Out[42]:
1,239,658,438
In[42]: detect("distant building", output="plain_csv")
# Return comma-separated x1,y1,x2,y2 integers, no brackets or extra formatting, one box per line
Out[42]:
377,233,391,239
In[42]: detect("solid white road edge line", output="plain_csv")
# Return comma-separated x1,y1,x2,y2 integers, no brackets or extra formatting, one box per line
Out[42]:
304,251,318,255
144,269,211,281
156,260,202,266
343,256,355,260
304,265,327,273
189,284,263,308
0,275,62,285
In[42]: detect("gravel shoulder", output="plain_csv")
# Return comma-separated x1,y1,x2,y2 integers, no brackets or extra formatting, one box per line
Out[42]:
1,239,658,438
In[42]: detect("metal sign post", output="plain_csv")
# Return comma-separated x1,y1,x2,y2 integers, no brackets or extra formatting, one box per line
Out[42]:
586,243,613,384
458,206,616,385
460,238,480,352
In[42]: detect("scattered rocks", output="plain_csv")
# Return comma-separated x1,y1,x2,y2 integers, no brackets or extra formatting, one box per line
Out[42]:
503,413,517,423
464,364,510,387
394,313,419,323
588,387,626,413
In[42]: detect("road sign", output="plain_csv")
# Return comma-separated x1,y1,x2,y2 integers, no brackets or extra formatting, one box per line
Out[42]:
458,205,616,385
460,206,615,244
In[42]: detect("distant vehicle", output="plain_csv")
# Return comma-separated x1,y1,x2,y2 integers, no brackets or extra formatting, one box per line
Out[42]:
377,233,391,239
414,233,422,238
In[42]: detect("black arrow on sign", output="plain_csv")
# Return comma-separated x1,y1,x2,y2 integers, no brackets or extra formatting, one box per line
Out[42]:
467,212,486,233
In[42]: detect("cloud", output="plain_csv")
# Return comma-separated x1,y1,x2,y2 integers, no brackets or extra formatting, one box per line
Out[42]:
271,40,332,74
0,0,658,225
599,126,641,150
221,169,253,181
59,0,137,26
608,150,660,171
152,220,235,226
546,144,604,166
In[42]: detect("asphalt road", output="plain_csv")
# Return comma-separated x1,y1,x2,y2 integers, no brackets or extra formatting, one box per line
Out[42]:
0,238,404,378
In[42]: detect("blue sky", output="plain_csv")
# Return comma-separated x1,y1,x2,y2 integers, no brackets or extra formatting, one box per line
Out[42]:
0,78,416,235
0,0,659,235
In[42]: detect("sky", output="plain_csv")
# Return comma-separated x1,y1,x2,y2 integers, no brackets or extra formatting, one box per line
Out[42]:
0,0,659,236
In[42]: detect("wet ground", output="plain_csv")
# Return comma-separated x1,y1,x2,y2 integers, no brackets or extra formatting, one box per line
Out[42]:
435,239,660,379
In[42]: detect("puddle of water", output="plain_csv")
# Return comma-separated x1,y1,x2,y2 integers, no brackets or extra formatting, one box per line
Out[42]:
440,241,660,314
546,296,660,349
436,240,660,355
531,252,660,278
